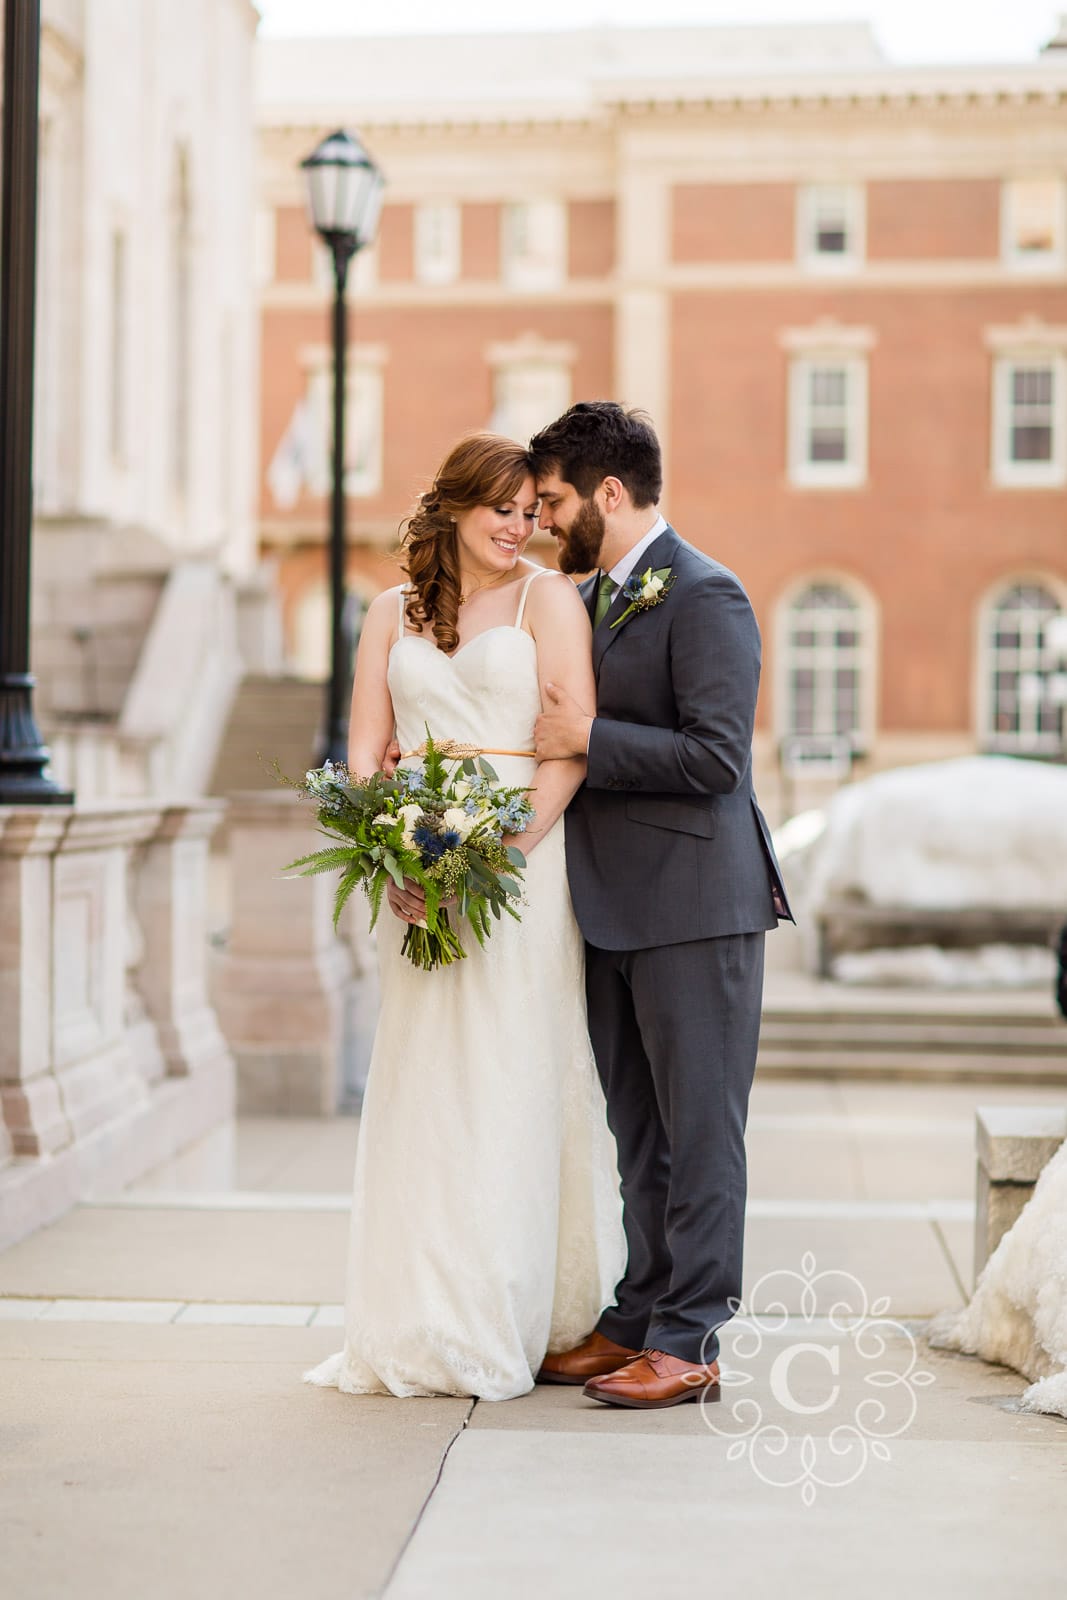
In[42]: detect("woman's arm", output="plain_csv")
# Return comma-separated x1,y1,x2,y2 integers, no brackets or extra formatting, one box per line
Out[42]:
346,587,401,776
518,573,596,853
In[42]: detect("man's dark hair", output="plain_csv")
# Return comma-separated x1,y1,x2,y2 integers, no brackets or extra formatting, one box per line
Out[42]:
529,401,662,508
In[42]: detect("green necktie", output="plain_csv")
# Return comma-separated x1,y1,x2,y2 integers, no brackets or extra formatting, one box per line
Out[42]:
594,574,618,627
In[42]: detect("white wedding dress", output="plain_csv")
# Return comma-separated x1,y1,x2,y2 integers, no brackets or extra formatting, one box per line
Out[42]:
929,1137,1067,1417
305,571,626,1400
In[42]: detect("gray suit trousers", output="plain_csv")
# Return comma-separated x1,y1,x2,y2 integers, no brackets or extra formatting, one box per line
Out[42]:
589,930,765,1365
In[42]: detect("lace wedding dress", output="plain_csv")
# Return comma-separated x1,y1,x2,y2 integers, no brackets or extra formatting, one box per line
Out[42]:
305,571,626,1400
929,1137,1067,1417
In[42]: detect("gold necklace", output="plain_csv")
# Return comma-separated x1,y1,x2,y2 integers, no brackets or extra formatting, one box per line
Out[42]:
458,571,512,606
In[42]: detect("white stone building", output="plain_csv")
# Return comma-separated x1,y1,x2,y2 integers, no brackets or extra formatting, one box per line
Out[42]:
30,0,270,798
0,1,278,1247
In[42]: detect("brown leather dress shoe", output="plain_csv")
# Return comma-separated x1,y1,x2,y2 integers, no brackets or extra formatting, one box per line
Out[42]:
536,1330,641,1386
583,1348,721,1408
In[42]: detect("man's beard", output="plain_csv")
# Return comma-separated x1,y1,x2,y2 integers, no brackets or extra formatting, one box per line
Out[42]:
556,496,606,575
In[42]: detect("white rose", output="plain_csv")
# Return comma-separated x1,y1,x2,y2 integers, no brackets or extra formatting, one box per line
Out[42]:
452,779,471,800
442,807,475,840
641,575,665,602
397,803,423,844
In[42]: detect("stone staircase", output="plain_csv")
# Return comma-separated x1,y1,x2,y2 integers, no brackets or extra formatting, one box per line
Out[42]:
209,674,323,798
758,978,1067,1082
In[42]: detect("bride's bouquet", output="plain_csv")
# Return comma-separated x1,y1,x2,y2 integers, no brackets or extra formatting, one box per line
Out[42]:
286,733,534,971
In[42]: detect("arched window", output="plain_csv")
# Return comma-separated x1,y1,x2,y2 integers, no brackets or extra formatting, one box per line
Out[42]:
778,580,872,748
983,580,1066,752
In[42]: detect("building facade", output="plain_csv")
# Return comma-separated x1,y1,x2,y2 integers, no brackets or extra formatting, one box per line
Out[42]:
256,22,1067,816
29,0,266,798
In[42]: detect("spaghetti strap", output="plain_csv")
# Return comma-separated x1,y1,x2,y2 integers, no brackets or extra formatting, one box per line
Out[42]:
397,586,408,643
514,568,553,632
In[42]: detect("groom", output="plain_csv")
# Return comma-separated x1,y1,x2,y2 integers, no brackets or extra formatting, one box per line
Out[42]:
531,402,792,1409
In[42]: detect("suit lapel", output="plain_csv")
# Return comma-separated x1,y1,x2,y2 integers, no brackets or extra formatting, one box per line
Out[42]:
593,527,681,677
578,572,598,626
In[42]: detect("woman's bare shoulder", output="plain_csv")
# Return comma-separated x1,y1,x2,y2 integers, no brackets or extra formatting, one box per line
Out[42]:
523,567,588,624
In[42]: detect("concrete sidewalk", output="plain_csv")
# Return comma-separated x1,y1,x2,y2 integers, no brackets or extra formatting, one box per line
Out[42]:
3,1078,1066,1598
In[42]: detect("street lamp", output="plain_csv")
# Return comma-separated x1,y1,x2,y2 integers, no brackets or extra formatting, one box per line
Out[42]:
301,128,385,766
0,0,72,803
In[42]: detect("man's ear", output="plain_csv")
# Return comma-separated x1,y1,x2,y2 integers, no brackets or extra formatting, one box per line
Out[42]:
599,476,626,514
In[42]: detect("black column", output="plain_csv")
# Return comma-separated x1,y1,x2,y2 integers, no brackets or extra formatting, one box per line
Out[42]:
0,0,72,803
321,237,354,768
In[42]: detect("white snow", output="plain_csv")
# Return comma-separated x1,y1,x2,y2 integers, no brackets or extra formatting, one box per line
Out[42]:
804,756,1067,912
831,943,1057,990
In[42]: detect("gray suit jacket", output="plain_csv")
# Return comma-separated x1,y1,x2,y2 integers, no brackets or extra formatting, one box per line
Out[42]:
566,526,793,950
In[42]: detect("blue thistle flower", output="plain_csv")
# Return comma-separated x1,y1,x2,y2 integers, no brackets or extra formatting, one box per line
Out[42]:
413,825,447,864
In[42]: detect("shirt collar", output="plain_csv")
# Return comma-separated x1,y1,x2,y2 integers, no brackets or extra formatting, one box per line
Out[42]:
606,514,669,590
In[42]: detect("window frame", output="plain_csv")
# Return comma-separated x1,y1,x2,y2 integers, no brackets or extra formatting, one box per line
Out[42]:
977,577,1067,755
774,574,878,755
796,182,865,275
413,201,461,287
991,351,1067,489
1001,176,1067,274
788,352,869,489
500,199,567,292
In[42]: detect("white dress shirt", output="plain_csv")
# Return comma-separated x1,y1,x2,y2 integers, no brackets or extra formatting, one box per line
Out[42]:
604,513,669,594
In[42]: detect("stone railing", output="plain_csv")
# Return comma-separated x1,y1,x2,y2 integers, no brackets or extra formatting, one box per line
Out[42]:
974,1105,1067,1281
0,800,235,1250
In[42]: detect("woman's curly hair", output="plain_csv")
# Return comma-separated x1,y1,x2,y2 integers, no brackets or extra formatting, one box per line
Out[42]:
399,433,533,654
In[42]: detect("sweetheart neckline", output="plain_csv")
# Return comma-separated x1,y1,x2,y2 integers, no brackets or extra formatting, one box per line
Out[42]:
390,626,537,663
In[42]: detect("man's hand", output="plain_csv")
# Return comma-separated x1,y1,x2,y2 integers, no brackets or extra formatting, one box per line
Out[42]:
534,682,593,761
381,739,402,778
387,877,427,924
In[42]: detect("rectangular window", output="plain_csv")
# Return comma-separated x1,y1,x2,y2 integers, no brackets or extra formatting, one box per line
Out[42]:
788,356,868,487
1002,177,1066,270
501,201,567,291
491,362,571,444
992,355,1067,487
797,184,864,273
305,361,384,499
414,202,461,286
109,229,127,464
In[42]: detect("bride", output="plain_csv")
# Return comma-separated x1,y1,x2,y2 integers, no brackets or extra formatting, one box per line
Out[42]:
305,433,625,1401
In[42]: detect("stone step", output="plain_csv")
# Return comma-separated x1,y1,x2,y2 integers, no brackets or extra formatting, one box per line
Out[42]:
756,1045,1067,1082
759,1020,1063,1055
210,676,322,796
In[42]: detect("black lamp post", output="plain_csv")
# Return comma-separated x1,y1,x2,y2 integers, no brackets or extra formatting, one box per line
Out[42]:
0,0,72,803
301,128,384,767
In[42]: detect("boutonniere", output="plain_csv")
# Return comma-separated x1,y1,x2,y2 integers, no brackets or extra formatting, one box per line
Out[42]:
610,567,676,629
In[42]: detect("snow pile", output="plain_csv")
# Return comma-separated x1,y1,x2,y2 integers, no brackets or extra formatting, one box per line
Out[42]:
805,756,1067,912
832,943,1057,990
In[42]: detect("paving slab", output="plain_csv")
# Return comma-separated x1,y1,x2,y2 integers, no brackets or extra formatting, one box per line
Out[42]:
385,1430,1067,1600
0,1205,348,1304
389,1338,1066,1600
747,1126,863,1200
0,1321,469,1600
851,1129,975,1202
742,1215,963,1317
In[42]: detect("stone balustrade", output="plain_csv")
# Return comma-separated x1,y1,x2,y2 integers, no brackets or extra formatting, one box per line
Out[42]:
0,800,235,1250
974,1104,1067,1281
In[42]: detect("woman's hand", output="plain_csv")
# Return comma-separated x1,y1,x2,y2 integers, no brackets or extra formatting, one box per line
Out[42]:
386,878,457,922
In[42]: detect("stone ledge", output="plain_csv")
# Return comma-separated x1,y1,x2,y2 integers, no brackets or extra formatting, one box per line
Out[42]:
976,1105,1067,1183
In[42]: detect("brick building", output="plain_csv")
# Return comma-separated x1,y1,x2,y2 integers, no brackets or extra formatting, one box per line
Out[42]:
255,21,1067,817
